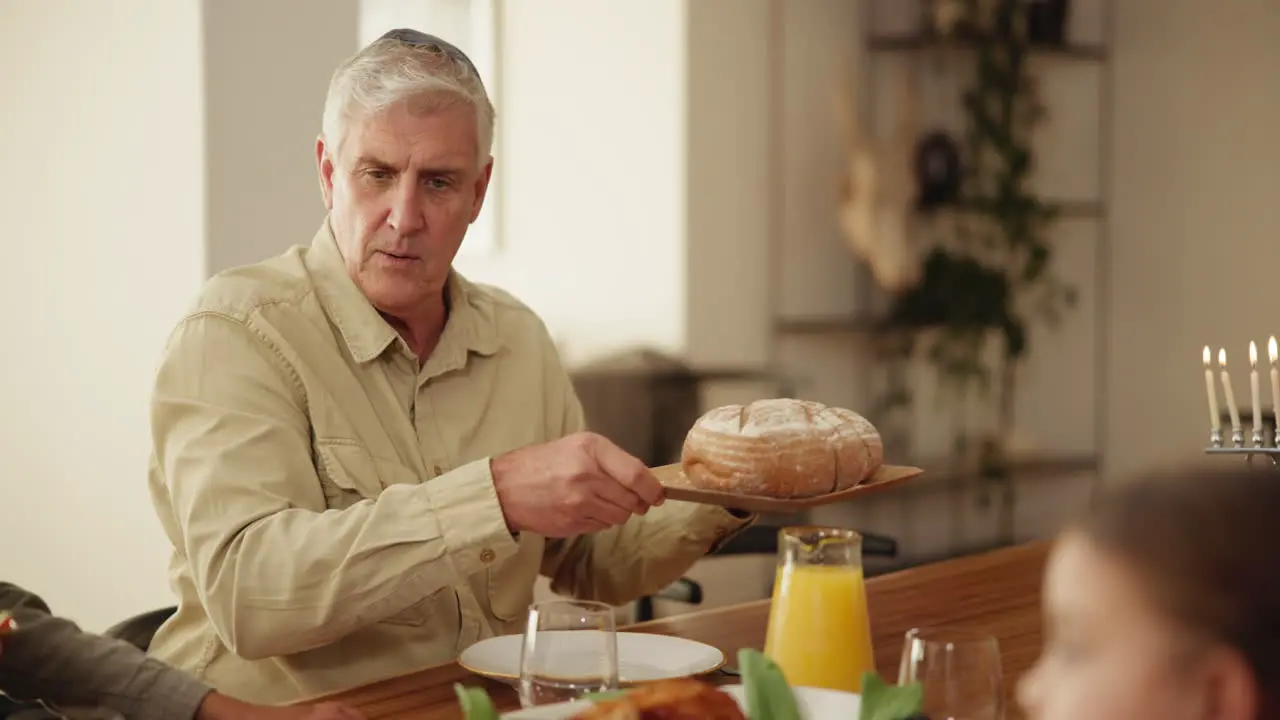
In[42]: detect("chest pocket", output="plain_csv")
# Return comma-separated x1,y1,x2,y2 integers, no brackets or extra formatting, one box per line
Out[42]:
314,439,453,628
315,439,421,509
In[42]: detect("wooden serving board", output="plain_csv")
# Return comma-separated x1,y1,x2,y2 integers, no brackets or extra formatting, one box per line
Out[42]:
650,463,923,514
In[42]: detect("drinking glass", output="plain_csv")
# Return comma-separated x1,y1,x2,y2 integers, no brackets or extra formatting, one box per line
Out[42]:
898,627,1005,720
518,600,619,708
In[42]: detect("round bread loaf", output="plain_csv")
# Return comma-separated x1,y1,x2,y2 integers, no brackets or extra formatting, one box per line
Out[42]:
680,399,884,498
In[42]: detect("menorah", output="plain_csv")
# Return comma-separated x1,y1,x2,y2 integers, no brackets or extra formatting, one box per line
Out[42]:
1204,337,1280,469
1205,442,1280,469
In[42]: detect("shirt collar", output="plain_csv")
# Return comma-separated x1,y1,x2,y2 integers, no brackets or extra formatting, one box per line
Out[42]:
304,220,502,366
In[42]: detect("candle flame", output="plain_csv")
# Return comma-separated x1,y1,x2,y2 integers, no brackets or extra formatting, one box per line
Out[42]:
1250,341,1258,368
1219,348,1227,368
1204,345,1212,367
1271,336,1278,365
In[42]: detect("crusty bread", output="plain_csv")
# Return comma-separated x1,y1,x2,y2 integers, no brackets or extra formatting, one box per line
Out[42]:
680,399,884,498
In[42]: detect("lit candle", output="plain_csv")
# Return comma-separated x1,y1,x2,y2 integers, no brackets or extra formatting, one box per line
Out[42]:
1251,341,1263,442
1204,345,1221,432
1220,348,1243,432
1270,336,1279,439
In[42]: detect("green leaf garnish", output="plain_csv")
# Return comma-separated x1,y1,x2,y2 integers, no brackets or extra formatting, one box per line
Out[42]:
857,671,924,720
451,652,919,720
738,649,802,720
452,682,500,720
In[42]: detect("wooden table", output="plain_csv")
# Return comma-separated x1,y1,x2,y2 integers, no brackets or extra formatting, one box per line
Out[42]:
318,541,1050,719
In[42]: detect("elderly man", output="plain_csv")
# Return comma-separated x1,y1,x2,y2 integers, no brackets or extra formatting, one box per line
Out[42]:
144,29,751,704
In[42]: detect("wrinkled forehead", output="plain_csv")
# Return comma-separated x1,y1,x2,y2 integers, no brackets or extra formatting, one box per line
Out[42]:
340,99,481,170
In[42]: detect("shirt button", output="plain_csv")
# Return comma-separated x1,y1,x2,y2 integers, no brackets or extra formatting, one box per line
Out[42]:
479,548,496,564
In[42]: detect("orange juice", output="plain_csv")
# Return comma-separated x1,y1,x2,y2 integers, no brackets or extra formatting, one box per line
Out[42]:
763,564,875,693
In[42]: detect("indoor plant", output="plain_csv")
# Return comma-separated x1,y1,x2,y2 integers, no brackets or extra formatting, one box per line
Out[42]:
879,0,1077,501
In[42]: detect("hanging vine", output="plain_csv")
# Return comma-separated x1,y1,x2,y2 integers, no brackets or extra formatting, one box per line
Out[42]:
883,0,1077,483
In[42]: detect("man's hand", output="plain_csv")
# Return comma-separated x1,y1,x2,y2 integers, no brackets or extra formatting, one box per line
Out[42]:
490,432,666,537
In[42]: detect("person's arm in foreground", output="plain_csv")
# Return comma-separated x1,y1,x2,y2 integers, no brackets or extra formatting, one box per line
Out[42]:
0,583,363,720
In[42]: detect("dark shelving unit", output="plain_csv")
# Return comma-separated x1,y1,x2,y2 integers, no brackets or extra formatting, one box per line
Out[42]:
764,2,1114,543
866,33,1107,61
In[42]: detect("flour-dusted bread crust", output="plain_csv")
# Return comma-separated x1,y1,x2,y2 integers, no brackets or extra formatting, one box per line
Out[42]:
680,399,885,498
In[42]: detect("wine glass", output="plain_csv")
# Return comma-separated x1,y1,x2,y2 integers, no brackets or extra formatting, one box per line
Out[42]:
898,627,1005,720
519,600,620,708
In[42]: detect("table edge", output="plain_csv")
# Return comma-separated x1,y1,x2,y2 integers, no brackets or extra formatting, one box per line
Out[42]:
295,539,1053,706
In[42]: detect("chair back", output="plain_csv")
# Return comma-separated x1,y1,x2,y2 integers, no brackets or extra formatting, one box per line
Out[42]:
103,606,176,652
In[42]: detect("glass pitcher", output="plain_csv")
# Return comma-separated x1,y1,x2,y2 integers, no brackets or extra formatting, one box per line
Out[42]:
762,526,876,693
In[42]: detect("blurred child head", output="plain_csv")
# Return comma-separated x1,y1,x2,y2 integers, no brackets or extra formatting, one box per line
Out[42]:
1018,464,1279,720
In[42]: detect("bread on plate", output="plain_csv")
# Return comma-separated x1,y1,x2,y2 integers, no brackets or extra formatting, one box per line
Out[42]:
680,398,884,499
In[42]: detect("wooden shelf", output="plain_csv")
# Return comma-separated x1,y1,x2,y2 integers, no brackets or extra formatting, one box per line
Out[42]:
879,453,1100,499
774,315,886,335
928,199,1107,220
868,34,1107,61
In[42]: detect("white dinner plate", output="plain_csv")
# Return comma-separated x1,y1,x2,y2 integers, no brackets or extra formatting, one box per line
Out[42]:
500,683,862,719
458,631,725,685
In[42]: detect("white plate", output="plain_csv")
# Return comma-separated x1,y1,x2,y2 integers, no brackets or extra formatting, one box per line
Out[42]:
500,683,862,719
458,631,725,684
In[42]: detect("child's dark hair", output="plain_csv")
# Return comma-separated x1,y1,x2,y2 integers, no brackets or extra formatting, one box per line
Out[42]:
1071,464,1279,718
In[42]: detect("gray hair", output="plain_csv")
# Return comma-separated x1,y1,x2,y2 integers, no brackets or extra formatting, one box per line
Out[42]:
321,36,495,168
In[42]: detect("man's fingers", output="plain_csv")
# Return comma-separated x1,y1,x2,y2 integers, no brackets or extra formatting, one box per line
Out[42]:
591,473,650,516
587,436,666,507
573,518,612,535
584,490,633,525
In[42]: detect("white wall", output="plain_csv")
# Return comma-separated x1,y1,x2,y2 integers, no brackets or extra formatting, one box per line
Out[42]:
1107,0,1280,478
202,0,357,274
0,0,358,631
456,0,689,365
0,0,205,631
682,0,775,371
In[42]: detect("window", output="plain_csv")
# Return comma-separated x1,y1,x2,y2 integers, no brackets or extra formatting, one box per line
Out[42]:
358,0,503,257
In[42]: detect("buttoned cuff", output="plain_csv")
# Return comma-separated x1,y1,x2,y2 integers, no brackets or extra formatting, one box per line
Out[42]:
425,457,520,577
687,505,756,554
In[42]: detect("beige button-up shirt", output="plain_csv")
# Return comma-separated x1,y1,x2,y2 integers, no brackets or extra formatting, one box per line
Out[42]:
145,223,750,704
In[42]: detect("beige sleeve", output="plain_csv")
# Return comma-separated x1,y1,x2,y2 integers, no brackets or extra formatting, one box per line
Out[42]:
536,337,752,606
150,312,518,660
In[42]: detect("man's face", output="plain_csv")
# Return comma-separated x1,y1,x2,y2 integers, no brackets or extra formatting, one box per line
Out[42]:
316,100,492,319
